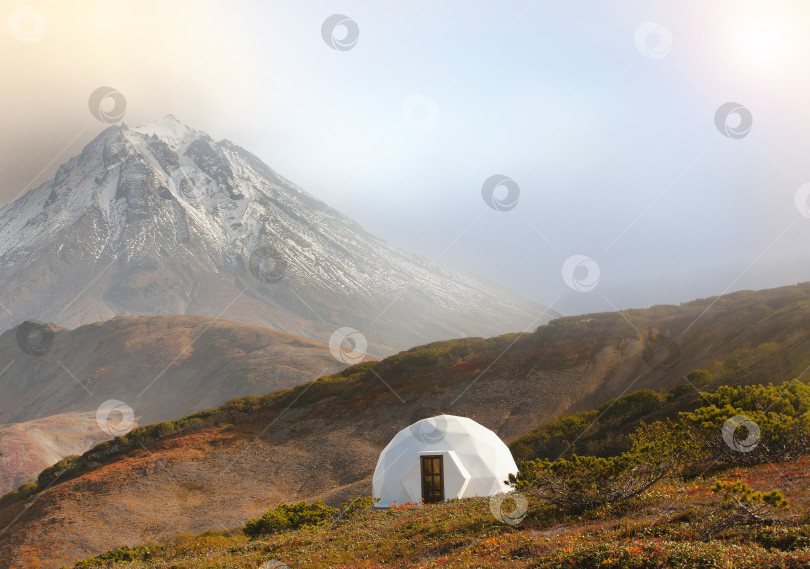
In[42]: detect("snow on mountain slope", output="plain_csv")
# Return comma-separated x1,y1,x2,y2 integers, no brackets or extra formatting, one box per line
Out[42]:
0,116,556,354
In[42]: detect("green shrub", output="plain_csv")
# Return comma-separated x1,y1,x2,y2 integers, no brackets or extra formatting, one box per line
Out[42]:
754,526,810,551
705,481,792,537
336,495,378,519
687,369,713,387
510,389,670,463
509,410,598,463
243,496,378,538
679,380,810,466
244,499,336,537
700,380,810,416
37,455,80,488
512,421,691,512
71,544,166,568
713,480,790,511
596,389,669,428
0,481,37,509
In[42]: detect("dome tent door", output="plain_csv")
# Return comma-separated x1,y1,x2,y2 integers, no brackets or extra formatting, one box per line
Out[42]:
420,455,444,503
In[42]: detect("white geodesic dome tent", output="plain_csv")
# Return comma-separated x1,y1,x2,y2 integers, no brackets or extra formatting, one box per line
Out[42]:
372,414,518,508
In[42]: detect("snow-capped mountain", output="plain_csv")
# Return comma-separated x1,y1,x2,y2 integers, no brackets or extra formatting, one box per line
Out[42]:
0,116,556,354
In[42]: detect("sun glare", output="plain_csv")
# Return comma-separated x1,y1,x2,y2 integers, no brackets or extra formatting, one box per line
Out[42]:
733,10,799,72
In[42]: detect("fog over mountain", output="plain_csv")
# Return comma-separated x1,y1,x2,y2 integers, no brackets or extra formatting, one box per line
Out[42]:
3,1,810,316
0,116,554,352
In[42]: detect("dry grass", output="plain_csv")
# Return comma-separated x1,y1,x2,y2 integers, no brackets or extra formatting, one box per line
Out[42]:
67,458,810,568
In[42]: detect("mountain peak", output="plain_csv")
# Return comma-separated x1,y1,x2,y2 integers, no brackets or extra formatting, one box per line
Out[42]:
0,119,554,354
127,114,199,148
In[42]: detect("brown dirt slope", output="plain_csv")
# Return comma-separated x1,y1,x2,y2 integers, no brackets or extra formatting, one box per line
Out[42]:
3,282,810,568
0,315,352,496
0,314,348,426
0,413,119,498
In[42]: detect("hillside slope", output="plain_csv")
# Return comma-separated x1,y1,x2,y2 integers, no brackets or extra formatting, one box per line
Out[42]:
3,282,810,568
0,315,347,426
0,413,117,498
64,459,810,569
0,314,349,494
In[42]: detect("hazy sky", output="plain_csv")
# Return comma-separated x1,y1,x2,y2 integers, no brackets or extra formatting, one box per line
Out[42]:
2,0,810,317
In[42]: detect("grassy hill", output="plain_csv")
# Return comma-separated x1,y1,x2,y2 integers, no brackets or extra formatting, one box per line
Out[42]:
4,282,810,568
65,379,810,568
61,462,810,568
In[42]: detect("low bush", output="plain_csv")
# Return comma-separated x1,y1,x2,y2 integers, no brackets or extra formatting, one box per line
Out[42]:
71,544,167,568
512,421,691,512
244,496,378,538
754,525,810,551
509,410,598,463
336,495,378,519
37,455,80,488
680,380,810,467
244,499,336,537
596,390,669,427
705,481,792,537
510,389,671,464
